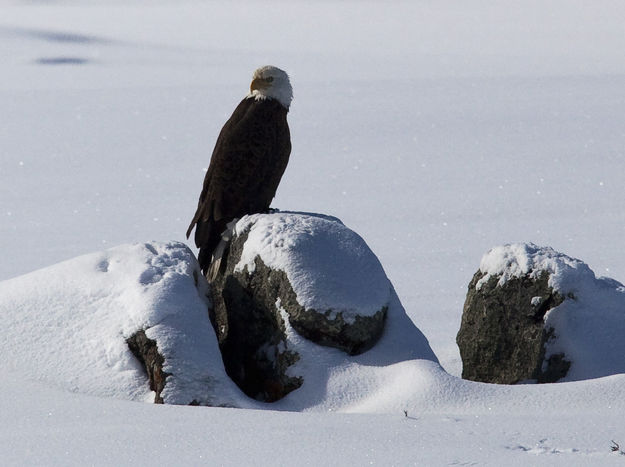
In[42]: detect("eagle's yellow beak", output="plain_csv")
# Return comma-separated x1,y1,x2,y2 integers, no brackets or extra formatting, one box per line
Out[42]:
250,77,270,92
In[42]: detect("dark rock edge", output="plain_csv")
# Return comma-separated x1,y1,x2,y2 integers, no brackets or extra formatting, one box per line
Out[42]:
127,330,170,404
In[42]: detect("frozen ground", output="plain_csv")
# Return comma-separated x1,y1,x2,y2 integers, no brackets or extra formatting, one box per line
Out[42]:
2,1,625,465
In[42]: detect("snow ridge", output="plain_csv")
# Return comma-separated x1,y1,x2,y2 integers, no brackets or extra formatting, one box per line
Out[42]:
477,242,595,292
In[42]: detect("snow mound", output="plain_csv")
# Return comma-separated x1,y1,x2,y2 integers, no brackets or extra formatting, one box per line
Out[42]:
477,242,595,292
478,243,625,381
271,288,441,412
0,241,245,406
235,212,391,320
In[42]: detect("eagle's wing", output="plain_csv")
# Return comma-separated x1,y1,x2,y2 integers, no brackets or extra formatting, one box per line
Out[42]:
187,98,290,272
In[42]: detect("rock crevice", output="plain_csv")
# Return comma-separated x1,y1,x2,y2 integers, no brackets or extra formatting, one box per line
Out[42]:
127,330,170,403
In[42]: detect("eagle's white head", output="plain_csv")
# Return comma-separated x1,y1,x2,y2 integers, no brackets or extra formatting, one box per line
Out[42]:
247,65,293,109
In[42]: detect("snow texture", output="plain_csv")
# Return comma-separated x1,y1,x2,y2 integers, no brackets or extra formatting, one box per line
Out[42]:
235,212,391,321
272,288,439,412
544,273,625,382
0,241,245,407
477,242,596,292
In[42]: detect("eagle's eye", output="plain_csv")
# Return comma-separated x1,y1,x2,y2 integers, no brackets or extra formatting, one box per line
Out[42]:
266,77,274,83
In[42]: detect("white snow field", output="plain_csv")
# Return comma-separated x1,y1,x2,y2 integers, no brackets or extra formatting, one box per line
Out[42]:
2,1,625,465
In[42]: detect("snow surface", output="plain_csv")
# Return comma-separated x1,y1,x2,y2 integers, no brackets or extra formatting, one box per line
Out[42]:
235,212,391,320
2,0,625,464
477,242,596,291
0,241,245,407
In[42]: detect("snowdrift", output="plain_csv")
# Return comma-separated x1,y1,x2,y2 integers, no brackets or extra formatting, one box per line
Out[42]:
0,242,245,406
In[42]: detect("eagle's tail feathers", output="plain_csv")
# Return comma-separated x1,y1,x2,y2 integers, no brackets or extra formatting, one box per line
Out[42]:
185,222,195,239
205,218,239,282
207,252,224,282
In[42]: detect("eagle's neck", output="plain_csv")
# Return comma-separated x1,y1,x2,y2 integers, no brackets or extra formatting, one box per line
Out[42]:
247,88,292,110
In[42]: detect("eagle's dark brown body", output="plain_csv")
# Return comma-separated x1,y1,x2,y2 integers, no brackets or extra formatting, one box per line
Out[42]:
187,96,291,274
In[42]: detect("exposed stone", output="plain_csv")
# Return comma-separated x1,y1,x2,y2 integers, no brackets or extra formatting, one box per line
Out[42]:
457,270,569,384
127,330,170,403
210,239,302,402
288,304,387,356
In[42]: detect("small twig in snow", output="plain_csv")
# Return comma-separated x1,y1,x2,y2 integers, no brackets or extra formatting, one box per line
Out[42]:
611,440,625,455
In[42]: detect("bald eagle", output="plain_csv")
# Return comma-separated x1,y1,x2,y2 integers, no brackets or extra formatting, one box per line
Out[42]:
187,66,292,278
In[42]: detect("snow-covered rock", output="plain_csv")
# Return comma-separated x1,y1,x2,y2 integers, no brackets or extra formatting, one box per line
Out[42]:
458,243,625,383
0,241,247,406
209,212,394,401
235,212,390,354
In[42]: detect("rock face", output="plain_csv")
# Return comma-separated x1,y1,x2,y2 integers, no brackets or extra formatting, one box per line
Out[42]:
457,242,625,384
210,253,304,402
127,330,169,404
457,270,568,384
209,212,390,402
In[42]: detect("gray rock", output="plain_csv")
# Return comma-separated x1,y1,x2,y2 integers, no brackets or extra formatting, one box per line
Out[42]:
459,242,625,384
127,329,170,404
210,247,303,402
208,212,389,402
457,270,569,384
